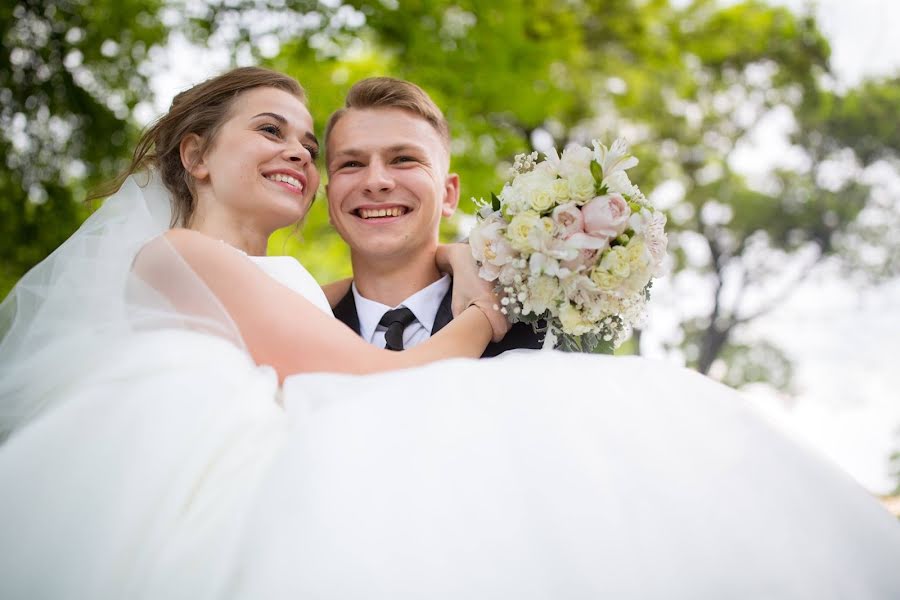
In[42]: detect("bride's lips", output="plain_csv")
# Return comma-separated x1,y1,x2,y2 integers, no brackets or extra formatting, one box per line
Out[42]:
263,169,308,195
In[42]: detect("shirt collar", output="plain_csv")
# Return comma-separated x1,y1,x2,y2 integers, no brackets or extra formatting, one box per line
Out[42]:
352,275,451,343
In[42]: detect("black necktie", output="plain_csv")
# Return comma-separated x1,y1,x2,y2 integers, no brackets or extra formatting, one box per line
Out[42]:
379,307,417,351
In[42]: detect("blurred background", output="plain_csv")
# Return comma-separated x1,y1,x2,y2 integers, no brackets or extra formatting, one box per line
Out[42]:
2,0,898,506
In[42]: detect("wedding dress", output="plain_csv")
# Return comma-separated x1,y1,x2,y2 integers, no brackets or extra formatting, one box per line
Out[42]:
1,175,899,600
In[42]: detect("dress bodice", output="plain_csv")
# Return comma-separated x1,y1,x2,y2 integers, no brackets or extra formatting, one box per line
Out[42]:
246,255,333,316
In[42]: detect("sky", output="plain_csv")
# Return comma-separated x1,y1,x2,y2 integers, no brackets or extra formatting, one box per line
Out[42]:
146,0,900,493
731,0,900,494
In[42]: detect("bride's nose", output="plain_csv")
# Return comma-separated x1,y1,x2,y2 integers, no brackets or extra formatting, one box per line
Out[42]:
283,142,313,164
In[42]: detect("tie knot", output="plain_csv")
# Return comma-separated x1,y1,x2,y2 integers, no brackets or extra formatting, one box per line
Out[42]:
379,307,417,328
379,307,417,351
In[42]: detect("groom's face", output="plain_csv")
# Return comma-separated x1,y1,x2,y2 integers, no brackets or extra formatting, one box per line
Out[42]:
325,107,459,262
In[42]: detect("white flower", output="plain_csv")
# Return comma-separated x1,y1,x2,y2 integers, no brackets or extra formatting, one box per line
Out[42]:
600,245,631,279
509,169,558,214
524,274,562,316
644,211,668,274
566,232,610,251
470,215,515,281
558,144,594,180
567,172,595,203
529,251,564,277
559,303,593,336
506,211,543,252
593,138,638,178
603,170,639,198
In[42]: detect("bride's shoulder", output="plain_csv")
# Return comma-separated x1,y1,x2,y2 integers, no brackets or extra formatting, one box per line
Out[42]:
161,228,225,254
133,229,251,285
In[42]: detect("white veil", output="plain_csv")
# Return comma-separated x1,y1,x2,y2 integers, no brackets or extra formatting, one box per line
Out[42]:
0,172,244,439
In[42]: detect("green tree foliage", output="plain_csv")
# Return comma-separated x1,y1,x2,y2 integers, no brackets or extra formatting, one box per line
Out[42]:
0,0,168,292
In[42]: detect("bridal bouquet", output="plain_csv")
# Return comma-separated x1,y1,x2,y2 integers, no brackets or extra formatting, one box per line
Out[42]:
469,139,667,352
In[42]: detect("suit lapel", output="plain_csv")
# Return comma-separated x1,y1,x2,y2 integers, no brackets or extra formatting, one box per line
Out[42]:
431,288,453,335
333,289,362,335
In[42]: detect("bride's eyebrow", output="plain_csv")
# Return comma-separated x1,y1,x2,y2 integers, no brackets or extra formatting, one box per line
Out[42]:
251,112,287,124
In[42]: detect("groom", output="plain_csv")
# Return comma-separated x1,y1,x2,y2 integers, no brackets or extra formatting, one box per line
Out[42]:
325,77,541,355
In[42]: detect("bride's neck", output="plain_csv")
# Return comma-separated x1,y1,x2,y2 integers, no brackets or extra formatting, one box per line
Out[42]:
189,210,269,256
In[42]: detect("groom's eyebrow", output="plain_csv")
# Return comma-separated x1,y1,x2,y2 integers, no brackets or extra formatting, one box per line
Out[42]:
332,144,425,157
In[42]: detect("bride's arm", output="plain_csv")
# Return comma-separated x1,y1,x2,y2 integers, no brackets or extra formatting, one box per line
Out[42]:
161,229,498,380
436,243,509,335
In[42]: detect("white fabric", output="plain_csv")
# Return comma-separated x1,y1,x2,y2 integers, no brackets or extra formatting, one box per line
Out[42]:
1,179,900,598
0,172,244,440
352,274,450,349
248,255,332,315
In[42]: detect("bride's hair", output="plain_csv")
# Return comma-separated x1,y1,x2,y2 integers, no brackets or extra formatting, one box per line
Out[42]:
91,67,307,227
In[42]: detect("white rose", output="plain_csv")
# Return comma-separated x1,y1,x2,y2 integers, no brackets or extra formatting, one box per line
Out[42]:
567,172,595,203
506,211,542,252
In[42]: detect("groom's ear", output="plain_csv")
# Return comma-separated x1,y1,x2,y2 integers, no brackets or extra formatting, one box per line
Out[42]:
180,134,209,181
441,172,460,218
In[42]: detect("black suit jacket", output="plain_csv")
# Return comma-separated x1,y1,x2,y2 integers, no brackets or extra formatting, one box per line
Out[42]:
333,285,543,358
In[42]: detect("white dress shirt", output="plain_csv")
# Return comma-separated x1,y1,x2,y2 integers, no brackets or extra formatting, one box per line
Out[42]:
352,275,451,350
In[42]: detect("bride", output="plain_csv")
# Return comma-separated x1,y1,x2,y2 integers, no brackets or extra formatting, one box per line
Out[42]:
1,67,898,600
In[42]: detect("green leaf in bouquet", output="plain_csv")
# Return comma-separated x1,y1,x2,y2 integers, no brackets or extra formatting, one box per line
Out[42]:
590,160,603,184
590,337,615,355
491,192,501,212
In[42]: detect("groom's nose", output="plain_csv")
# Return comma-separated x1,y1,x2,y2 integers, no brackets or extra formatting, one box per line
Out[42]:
363,159,395,194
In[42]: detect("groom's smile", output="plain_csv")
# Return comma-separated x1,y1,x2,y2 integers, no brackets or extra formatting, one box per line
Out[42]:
354,205,410,220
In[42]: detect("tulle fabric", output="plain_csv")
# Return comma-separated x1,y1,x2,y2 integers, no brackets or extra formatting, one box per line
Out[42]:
231,353,900,599
0,173,244,439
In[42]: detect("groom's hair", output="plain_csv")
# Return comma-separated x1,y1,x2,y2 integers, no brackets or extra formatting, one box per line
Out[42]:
325,77,450,152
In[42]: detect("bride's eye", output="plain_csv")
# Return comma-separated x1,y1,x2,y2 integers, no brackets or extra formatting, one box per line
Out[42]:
305,144,320,161
259,124,283,138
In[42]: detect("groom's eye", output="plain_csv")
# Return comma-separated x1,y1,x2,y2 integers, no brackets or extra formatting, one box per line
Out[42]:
393,156,417,164
340,160,363,169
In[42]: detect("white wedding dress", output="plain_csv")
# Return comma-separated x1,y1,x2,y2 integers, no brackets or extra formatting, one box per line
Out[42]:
1,178,899,599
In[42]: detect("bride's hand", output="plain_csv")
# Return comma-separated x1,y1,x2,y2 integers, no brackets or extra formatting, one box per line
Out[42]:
436,243,510,342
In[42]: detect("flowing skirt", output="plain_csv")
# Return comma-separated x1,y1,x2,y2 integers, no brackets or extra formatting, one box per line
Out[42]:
2,337,899,599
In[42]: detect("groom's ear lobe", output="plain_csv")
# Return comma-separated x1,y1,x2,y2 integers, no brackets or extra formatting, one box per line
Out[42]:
441,173,460,218
180,134,210,181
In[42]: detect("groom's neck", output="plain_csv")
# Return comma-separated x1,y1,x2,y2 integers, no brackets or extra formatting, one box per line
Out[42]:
351,250,442,307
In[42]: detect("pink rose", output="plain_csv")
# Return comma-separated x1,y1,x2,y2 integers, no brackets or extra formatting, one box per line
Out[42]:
551,202,584,239
582,194,631,239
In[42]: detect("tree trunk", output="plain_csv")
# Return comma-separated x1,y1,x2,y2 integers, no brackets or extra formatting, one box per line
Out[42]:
697,324,730,375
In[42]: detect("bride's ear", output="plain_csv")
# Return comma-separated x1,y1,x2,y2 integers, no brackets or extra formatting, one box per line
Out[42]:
180,134,209,181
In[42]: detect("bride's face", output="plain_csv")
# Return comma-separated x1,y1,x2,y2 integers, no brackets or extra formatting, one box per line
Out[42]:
189,87,321,232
